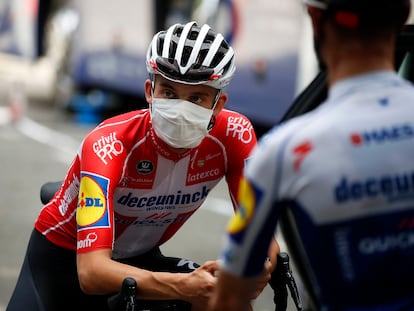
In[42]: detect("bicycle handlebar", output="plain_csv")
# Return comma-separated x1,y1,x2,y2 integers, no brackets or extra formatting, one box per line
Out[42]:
107,277,191,311
107,277,137,311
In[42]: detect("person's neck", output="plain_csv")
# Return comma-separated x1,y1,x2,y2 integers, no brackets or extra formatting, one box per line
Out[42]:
326,53,394,87
323,32,396,87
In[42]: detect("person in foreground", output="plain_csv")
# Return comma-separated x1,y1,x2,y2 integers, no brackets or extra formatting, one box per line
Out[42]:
7,21,278,311
209,0,414,310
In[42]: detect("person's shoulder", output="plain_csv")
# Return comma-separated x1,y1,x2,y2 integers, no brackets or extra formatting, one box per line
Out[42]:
213,108,255,134
98,109,149,128
84,109,150,142
256,112,315,150
216,108,252,123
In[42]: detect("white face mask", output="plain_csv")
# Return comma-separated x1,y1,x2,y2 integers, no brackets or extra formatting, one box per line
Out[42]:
150,97,214,149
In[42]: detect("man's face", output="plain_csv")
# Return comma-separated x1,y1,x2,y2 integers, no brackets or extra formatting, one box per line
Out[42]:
144,75,228,153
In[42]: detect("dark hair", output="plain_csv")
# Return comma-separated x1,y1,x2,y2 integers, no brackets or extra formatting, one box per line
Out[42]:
306,0,411,32
326,0,410,31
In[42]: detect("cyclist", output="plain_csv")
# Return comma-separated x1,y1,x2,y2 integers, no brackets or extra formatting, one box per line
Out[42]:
209,1,414,310
6,21,278,311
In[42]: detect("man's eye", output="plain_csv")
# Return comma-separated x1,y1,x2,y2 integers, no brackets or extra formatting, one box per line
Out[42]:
189,96,203,104
163,91,174,98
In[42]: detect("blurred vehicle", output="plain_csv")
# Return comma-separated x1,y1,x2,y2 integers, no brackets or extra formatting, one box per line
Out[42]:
0,0,312,137
0,0,78,102
2,0,414,133
0,0,305,133
66,0,305,132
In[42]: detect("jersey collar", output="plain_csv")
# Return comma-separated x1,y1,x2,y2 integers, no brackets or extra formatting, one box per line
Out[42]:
328,71,402,103
149,127,192,161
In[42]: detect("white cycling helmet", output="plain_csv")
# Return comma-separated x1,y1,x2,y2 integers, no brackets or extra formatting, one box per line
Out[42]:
146,21,236,90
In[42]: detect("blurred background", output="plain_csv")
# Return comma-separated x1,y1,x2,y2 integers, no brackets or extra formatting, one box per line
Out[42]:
1,1,413,310
0,0,313,133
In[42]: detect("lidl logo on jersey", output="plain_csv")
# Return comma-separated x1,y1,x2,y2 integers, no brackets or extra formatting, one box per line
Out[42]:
76,173,110,229
227,178,258,236
350,123,414,146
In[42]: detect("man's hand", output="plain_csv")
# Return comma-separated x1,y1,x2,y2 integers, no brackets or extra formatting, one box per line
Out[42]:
180,260,219,311
250,258,272,299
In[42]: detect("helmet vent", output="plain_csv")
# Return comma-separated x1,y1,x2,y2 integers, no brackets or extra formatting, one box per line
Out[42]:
181,46,193,66
188,29,199,40
210,42,229,68
169,41,177,60
195,50,209,69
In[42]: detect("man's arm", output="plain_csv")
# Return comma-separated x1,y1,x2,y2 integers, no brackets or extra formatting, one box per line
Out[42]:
77,249,219,310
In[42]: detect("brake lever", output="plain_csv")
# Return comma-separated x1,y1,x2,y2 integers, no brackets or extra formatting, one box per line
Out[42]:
278,252,303,311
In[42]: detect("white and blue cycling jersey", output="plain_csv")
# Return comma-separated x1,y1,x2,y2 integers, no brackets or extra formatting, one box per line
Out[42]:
221,71,414,310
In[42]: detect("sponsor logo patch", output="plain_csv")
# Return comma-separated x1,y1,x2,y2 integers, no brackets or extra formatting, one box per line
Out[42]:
350,123,414,146
136,160,154,174
117,186,210,209
58,174,80,216
226,116,254,144
334,172,414,203
292,140,313,171
359,231,414,255
76,173,110,229
77,232,98,249
93,132,124,165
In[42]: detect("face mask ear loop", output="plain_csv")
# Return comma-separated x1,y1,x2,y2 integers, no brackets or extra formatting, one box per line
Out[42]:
208,90,222,130
150,78,155,113
211,90,222,110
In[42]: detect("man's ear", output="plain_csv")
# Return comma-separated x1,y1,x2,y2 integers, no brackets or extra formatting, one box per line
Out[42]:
213,92,228,116
144,79,153,105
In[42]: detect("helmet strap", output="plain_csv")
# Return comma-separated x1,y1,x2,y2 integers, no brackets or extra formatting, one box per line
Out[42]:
149,80,155,113
208,90,222,130
150,75,155,93
212,90,222,110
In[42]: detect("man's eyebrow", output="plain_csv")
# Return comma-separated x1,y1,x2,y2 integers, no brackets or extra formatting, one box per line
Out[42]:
191,91,212,97
158,82,213,97
158,82,176,90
